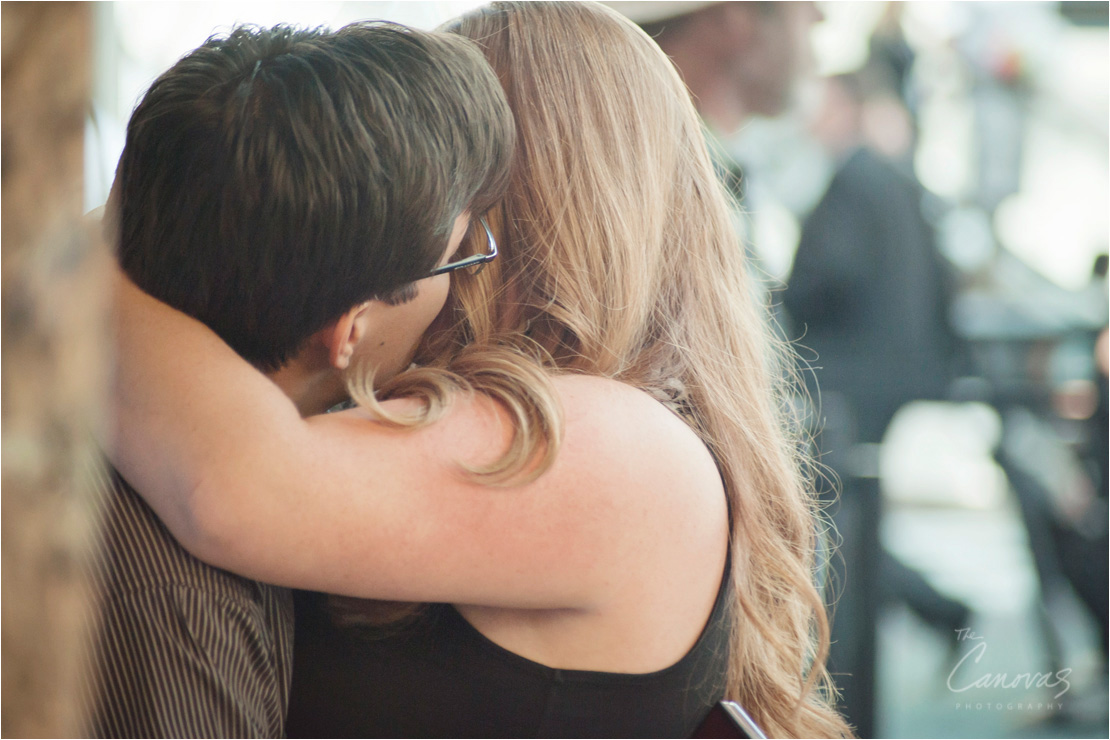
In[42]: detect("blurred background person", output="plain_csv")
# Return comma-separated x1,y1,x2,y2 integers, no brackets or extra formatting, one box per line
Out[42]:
610,3,894,734
620,1,822,136
783,70,972,738
607,1,824,299
785,71,961,447
592,0,827,332
612,3,1108,737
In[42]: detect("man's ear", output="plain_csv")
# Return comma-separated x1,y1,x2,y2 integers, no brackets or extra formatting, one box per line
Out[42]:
322,301,373,370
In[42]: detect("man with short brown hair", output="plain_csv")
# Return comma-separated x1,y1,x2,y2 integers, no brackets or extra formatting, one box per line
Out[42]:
88,22,513,736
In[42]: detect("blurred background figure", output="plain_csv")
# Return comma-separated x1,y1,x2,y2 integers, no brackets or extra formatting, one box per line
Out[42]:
785,71,961,444
769,4,1106,738
624,1,822,135
614,1,823,279
614,3,927,733
783,69,972,738
611,2,1107,737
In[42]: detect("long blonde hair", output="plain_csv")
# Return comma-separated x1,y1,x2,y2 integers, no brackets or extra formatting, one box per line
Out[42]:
350,2,849,736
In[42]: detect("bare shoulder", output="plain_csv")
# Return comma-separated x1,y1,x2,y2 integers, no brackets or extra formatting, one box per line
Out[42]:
547,374,726,541
539,374,728,651
552,374,720,479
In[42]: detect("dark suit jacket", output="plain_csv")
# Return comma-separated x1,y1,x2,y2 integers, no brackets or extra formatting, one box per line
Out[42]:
784,147,958,442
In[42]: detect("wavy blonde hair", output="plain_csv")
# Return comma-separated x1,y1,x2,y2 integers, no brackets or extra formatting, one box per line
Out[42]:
344,2,849,736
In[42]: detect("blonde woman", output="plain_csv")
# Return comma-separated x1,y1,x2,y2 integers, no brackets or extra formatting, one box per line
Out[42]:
109,2,849,736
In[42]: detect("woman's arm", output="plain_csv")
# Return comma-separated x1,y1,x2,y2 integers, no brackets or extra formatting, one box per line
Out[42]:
108,276,726,608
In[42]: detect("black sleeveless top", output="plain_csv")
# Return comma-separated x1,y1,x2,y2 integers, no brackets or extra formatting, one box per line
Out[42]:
285,559,732,738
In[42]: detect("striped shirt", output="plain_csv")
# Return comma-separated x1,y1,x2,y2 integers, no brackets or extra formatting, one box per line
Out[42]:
86,460,293,738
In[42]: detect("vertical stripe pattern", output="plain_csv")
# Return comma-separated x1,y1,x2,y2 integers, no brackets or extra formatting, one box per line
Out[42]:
82,460,293,738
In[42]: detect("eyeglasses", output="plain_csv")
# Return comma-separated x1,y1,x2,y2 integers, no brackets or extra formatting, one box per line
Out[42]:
429,217,498,277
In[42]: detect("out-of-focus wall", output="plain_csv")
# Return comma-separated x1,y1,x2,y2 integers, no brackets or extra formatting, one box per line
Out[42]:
1,3,112,736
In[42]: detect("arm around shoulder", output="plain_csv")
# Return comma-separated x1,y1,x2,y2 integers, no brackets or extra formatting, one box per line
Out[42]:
111,288,722,612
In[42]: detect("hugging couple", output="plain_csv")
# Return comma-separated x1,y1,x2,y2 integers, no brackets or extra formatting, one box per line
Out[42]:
90,3,849,737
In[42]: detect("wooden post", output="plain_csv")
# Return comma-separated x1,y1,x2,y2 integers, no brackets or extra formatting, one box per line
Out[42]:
2,3,109,736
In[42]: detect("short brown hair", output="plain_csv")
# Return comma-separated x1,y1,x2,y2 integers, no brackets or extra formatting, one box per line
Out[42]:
115,23,514,370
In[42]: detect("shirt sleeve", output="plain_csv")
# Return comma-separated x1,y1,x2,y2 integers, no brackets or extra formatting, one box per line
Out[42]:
88,585,289,738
